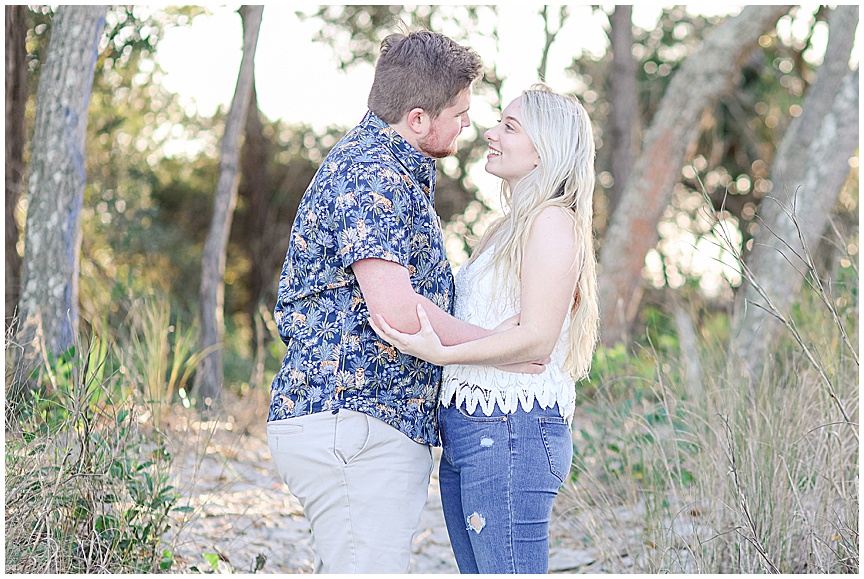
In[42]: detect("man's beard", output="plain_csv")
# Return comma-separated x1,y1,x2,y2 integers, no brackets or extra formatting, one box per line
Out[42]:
418,125,457,159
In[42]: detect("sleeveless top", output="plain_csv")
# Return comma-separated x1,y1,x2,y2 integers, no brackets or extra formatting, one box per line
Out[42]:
439,246,576,422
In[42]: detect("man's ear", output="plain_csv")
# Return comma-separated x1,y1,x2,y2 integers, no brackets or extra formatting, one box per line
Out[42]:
405,107,429,136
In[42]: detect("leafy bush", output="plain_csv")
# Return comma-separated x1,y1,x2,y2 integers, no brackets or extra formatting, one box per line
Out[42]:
4,297,199,573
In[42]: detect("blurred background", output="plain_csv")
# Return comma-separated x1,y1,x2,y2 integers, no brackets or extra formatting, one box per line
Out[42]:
5,5,859,574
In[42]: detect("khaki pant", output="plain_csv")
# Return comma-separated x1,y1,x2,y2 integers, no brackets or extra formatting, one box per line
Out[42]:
267,408,433,573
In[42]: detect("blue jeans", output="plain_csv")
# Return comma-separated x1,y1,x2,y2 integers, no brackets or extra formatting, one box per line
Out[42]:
438,399,574,574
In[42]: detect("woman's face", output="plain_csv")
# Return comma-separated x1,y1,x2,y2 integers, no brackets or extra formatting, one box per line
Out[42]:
483,97,540,188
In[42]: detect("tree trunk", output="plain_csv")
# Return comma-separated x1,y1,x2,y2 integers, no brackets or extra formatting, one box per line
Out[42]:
597,5,791,346
195,5,263,409
15,6,106,365
732,6,859,377
6,6,28,330
607,5,637,218
239,81,272,328
671,293,703,401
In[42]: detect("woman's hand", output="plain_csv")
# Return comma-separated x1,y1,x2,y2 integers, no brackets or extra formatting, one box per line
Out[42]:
369,303,449,366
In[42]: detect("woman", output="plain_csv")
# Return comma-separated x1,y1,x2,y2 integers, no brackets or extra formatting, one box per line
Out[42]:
370,84,599,574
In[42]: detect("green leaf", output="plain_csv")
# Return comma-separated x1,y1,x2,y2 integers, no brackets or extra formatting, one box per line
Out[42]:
116,409,129,424
679,469,697,485
95,514,119,532
203,552,220,570
159,557,174,571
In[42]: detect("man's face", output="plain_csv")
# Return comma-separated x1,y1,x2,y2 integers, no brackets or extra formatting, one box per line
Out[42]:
417,88,472,159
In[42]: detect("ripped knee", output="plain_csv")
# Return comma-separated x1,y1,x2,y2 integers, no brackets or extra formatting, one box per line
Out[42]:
466,512,486,533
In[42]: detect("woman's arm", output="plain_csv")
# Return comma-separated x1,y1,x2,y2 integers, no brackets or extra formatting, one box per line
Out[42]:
355,257,548,374
370,206,580,366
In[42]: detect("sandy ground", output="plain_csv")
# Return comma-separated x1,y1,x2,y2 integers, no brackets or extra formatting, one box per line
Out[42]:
163,395,603,574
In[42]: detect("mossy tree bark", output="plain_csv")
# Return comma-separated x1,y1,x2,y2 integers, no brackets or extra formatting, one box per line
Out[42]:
16,6,107,367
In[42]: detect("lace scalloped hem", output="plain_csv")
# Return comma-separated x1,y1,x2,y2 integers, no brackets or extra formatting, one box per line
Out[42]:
439,375,575,424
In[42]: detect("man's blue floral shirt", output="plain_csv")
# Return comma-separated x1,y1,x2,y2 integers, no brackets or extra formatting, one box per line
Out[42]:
268,111,454,446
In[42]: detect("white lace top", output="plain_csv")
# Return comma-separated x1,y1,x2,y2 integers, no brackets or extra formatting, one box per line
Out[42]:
440,246,576,422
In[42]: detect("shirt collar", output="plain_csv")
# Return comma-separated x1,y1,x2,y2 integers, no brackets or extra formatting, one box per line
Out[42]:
361,111,436,200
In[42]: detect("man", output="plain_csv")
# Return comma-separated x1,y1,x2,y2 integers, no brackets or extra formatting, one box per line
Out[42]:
266,30,539,573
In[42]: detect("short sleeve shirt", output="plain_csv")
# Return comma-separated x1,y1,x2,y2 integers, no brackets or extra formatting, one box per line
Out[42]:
267,111,454,446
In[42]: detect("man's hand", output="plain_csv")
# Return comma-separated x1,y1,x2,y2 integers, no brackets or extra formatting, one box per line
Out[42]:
368,303,448,365
492,313,520,333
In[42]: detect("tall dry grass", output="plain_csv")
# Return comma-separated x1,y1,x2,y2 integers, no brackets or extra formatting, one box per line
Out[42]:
557,192,858,573
4,295,205,573
559,332,857,573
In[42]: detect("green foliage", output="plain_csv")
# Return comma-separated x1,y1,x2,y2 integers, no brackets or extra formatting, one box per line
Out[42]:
126,294,212,425
5,312,188,573
581,306,683,399
203,552,221,571
583,342,656,398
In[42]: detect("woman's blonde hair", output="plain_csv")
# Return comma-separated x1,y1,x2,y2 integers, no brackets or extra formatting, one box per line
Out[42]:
469,84,599,380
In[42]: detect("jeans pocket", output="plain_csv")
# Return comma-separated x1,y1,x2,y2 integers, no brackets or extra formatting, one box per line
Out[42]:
539,416,573,484
455,402,506,422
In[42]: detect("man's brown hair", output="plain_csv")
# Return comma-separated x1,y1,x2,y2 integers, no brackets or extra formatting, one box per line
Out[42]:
367,31,483,124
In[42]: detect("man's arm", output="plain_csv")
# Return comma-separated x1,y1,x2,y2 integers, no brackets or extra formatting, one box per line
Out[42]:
368,207,580,367
351,258,491,346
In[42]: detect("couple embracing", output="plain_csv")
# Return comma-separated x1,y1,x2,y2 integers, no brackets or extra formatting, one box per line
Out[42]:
267,29,599,574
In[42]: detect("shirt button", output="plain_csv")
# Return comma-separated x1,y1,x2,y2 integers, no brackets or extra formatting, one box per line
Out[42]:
502,416,508,422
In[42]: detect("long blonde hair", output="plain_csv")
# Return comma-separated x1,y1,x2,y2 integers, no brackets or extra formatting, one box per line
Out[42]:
469,84,599,380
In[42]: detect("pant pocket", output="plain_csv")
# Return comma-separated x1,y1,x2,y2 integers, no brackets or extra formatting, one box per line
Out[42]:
334,409,371,465
267,420,304,489
267,420,304,451
539,416,573,483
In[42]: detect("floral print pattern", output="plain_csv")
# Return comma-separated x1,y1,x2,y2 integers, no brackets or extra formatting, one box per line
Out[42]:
268,111,454,445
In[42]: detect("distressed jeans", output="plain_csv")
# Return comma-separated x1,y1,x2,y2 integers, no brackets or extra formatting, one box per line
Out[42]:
268,408,433,573
438,399,573,574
